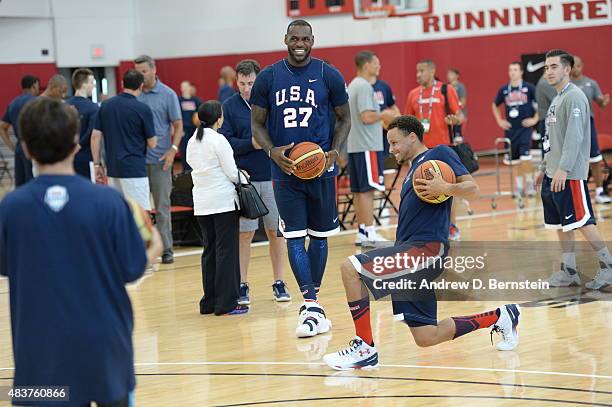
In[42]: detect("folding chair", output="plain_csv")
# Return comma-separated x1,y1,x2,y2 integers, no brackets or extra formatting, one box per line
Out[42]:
375,163,402,221
0,149,13,186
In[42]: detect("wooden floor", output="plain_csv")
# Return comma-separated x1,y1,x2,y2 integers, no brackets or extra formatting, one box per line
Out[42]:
1,165,612,406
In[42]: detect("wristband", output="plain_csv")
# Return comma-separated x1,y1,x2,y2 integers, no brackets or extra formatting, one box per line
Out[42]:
171,145,179,152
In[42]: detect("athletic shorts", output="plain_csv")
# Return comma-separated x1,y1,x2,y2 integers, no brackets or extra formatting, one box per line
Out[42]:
589,116,602,163
274,176,339,238
348,151,385,193
108,177,151,211
541,176,596,232
239,181,279,232
349,241,447,327
505,127,532,163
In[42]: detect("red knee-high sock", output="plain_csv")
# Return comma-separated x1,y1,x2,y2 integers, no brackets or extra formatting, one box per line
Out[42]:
348,297,373,346
451,309,500,339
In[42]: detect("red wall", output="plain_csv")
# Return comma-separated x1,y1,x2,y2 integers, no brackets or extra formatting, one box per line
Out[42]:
119,25,610,151
0,63,58,115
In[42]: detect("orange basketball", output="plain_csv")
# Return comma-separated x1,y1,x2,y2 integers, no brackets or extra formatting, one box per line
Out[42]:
412,159,456,204
288,142,326,180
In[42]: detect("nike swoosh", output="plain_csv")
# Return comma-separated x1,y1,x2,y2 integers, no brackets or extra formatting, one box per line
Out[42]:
333,217,339,222
308,79,317,83
565,214,573,220
526,61,545,72
417,156,425,163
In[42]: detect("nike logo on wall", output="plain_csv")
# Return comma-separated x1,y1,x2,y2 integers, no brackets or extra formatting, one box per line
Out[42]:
308,79,317,83
526,61,545,72
565,214,573,220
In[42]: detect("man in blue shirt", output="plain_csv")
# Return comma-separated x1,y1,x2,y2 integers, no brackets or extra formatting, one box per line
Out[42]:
492,62,539,197
66,68,99,179
324,115,521,370
134,55,183,264
251,20,351,338
220,59,291,305
0,97,148,406
0,75,39,186
178,80,202,171
91,69,157,211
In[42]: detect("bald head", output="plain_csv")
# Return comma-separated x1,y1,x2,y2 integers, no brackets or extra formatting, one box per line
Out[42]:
220,66,236,84
44,74,68,100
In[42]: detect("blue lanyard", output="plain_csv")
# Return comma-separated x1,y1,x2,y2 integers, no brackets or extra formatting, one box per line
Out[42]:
418,80,437,120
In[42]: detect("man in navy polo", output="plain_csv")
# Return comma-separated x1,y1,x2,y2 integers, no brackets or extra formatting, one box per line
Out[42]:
0,97,149,406
66,68,99,179
91,69,157,211
134,55,183,264
0,75,40,186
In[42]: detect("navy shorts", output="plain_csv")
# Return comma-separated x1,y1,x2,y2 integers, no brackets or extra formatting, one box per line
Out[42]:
541,176,596,232
506,127,532,163
349,241,447,327
589,116,602,162
348,151,385,193
274,175,339,238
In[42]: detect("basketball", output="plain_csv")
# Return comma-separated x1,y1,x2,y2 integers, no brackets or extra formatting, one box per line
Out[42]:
412,159,456,204
288,141,327,180
126,198,154,246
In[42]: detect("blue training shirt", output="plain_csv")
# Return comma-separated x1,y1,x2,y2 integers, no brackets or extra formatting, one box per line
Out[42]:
219,93,271,182
67,96,99,166
373,79,396,111
397,145,468,243
2,93,37,141
494,82,537,130
94,93,155,178
0,175,147,405
250,58,348,181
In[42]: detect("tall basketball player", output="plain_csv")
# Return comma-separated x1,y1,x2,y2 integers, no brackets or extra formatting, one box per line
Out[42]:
250,20,351,338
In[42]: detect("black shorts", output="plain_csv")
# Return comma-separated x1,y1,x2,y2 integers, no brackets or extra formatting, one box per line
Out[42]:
348,151,385,193
541,176,596,232
505,127,532,163
589,116,602,162
349,241,447,327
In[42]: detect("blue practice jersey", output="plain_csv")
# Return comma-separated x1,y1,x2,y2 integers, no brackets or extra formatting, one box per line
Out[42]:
397,145,468,243
0,175,146,405
250,58,348,180
494,82,537,129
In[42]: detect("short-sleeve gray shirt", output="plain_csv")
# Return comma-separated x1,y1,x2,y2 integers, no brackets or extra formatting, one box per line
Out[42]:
138,79,182,163
347,76,382,153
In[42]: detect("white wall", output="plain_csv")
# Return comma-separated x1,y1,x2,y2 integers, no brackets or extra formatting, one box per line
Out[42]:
132,0,612,59
0,0,51,17
51,0,136,67
0,18,55,63
1,0,610,65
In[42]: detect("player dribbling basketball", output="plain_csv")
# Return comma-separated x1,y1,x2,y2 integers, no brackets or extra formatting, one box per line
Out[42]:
324,116,522,370
250,19,351,338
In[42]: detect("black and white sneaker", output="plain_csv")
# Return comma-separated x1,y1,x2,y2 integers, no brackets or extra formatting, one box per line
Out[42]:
272,280,291,302
238,282,250,305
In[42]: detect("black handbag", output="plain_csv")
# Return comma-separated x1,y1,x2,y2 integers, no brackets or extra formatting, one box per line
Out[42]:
441,83,479,173
234,169,269,219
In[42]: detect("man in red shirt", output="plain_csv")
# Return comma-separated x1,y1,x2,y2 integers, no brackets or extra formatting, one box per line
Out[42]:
404,59,463,240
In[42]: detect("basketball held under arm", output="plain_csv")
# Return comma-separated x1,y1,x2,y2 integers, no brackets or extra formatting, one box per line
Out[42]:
413,172,479,201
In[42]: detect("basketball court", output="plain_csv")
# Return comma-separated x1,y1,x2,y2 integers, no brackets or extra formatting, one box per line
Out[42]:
1,160,610,405
1,0,612,405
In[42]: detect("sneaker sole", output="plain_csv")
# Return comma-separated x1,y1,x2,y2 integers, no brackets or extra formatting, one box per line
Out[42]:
237,299,251,305
274,296,291,302
328,363,379,371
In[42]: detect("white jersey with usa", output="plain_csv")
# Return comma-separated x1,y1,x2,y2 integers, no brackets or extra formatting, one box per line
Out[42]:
250,58,348,181
397,146,469,243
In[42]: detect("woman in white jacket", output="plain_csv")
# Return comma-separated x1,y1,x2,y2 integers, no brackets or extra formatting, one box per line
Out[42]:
187,100,248,315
